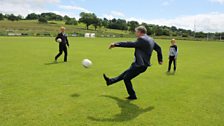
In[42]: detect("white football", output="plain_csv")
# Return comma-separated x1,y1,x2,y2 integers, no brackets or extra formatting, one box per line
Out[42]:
82,59,92,68
57,38,62,43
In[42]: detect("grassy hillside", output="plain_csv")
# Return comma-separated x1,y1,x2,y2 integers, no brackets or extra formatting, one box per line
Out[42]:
0,37,224,126
0,20,133,37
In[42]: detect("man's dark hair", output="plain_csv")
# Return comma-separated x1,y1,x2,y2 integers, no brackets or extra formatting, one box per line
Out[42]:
135,26,147,34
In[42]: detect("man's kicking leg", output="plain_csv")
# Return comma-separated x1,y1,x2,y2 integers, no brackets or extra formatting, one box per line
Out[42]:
103,69,128,86
103,66,147,100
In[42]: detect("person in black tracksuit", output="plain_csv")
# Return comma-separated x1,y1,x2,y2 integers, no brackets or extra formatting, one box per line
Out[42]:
103,26,163,100
168,39,178,72
55,27,69,62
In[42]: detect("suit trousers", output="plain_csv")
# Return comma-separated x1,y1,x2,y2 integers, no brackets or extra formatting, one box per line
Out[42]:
110,64,147,97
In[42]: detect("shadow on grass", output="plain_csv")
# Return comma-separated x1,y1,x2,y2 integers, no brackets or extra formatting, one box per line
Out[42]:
44,61,65,65
166,72,176,76
70,93,80,97
88,95,154,122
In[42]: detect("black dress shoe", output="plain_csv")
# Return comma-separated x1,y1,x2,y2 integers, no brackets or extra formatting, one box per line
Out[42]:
126,96,137,100
103,74,112,86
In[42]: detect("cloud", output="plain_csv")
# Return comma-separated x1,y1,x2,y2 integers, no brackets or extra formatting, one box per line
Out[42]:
28,0,60,4
103,10,224,32
162,1,169,6
110,11,125,17
59,5,91,13
0,0,60,5
50,10,79,19
161,0,174,6
1,0,224,32
0,0,60,16
102,14,115,20
103,11,125,19
0,0,79,18
210,0,224,4
127,12,224,32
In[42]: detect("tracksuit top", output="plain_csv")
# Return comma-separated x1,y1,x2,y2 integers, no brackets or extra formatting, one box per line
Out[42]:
169,45,178,58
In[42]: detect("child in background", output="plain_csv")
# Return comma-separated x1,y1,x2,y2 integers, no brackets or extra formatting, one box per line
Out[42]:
168,39,178,72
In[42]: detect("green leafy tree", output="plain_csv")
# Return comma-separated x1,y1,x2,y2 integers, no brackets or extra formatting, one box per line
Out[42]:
195,32,206,38
79,12,97,30
63,15,70,21
93,18,102,30
17,15,23,20
0,13,4,20
65,18,78,25
40,13,63,21
107,18,128,30
102,18,109,27
153,26,163,36
38,17,48,24
163,28,170,36
171,26,177,32
182,33,188,37
128,21,139,32
26,13,39,20
8,14,19,21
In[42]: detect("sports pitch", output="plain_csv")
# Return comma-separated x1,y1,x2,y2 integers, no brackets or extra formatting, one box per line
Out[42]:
0,37,223,126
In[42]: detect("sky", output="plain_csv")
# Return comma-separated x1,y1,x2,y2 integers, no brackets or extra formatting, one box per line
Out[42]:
1,0,224,32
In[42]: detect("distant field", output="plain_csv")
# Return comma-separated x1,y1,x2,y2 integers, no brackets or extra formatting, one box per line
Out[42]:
0,37,224,126
0,20,132,37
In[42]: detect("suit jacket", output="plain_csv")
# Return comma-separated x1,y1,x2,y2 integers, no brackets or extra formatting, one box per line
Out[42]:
55,33,69,47
115,35,163,67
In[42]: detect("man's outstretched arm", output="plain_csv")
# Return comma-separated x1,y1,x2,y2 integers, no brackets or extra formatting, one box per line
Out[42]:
154,42,163,64
109,39,144,49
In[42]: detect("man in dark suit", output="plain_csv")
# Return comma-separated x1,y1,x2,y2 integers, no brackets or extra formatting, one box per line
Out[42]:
55,27,69,62
103,26,163,100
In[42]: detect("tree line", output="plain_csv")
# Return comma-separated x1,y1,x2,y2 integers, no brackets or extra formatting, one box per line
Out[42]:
0,12,224,39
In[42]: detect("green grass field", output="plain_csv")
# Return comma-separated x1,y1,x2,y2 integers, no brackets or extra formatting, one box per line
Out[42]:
0,37,224,126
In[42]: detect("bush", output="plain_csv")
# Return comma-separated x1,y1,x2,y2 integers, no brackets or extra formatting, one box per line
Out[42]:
38,17,48,24
8,14,19,21
0,31,7,36
182,33,188,37
26,13,39,20
21,33,28,36
36,32,51,36
65,18,78,25
49,22,57,24
0,13,4,20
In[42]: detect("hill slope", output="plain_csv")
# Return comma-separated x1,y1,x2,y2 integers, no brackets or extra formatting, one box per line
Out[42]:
0,20,133,37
